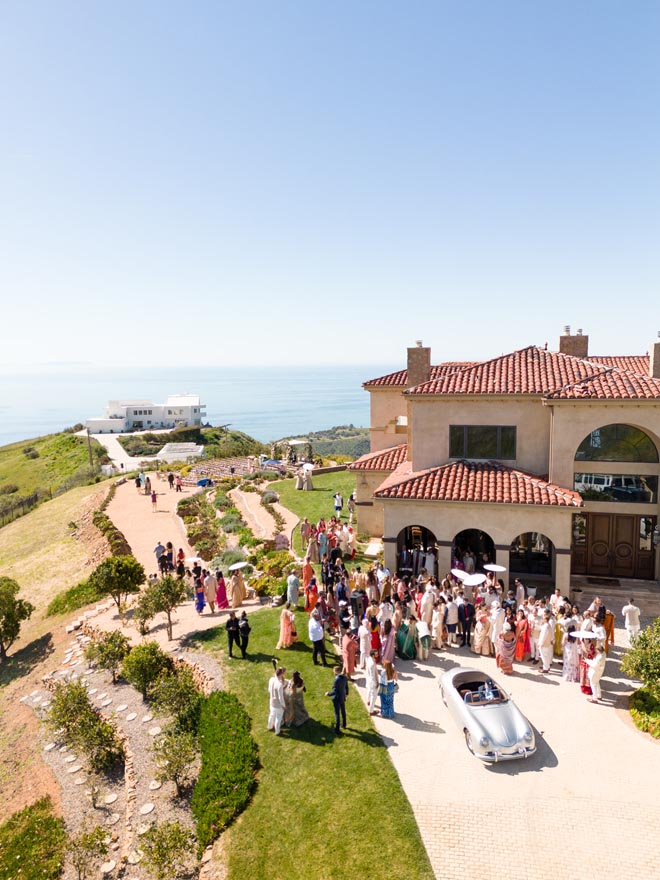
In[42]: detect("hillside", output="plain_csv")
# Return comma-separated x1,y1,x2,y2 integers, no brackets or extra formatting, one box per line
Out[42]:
276,424,369,458
117,426,268,459
0,432,107,526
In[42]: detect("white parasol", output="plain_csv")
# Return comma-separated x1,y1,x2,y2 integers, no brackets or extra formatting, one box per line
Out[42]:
451,568,468,580
302,462,315,471
569,630,598,639
228,561,248,571
464,573,487,587
185,557,202,565
483,563,507,573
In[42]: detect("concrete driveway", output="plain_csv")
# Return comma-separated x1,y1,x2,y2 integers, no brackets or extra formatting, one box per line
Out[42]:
354,635,660,879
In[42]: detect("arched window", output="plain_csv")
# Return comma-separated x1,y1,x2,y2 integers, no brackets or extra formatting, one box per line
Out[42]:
574,424,658,463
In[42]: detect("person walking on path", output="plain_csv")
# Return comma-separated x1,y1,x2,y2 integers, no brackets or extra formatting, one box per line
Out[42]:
268,662,286,735
286,570,300,607
621,598,641,645
168,472,175,490
309,610,328,666
154,541,165,566
204,570,218,613
333,492,343,519
538,611,555,673
151,490,158,512
326,665,349,734
225,611,240,659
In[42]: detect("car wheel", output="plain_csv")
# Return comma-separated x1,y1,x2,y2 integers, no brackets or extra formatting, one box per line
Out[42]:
464,729,475,754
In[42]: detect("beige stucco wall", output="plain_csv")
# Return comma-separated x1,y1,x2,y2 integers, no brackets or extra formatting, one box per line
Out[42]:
368,388,408,451
381,499,574,592
408,396,551,475
354,471,387,536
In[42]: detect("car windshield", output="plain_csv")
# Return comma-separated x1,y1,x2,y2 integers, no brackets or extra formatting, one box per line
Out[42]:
457,679,509,705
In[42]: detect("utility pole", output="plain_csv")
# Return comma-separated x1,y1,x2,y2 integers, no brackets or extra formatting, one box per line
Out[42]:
86,428,94,475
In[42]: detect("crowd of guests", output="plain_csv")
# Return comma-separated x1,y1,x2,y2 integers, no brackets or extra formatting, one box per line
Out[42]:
151,540,247,614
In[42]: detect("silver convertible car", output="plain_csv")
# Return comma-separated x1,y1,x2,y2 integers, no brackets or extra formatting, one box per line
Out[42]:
439,666,536,763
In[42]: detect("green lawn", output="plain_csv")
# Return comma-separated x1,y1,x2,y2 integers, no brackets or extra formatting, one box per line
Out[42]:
193,608,433,880
270,471,372,567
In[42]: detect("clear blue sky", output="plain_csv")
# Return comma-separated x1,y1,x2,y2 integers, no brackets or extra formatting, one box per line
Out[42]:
1,1,659,368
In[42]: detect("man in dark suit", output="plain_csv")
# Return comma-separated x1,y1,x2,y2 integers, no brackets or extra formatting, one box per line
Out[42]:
325,665,349,734
458,594,475,647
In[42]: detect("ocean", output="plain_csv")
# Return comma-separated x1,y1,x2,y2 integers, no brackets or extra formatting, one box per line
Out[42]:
0,364,397,446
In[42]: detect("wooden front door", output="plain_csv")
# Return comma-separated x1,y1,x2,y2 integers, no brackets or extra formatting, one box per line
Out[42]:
582,514,654,579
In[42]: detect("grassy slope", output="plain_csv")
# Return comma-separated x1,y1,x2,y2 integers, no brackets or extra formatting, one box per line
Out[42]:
0,433,96,496
195,608,433,880
270,471,371,568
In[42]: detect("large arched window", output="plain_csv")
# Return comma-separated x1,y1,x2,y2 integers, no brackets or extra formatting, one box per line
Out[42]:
574,424,658,463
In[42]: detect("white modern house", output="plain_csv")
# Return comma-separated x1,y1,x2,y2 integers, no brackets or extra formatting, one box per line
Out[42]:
87,395,206,433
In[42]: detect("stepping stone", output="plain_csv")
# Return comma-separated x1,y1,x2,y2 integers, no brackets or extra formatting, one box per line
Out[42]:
64,755,77,763
88,688,98,695
19,696,28,703
73,777,85,786
104,793,118,805
139,803,154,816
148,780,161,791
116,704,128,712
32,697,42,705
141,714,153,723
44,743,56,752
127,851,143,865
101,699,113,707
98,692,108,700
59,746,69,753
100,860,116,874
40,701,50,709
126,712,137,722
137,824,153,836
148,726,161,737
67,765,83,774
106,814,120,826
30,689,40,697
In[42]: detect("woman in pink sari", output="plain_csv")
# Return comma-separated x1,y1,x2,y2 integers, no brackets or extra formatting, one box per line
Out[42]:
514,608,529,661
276,602,296,649
215,570,229,610
496,623,517,674
341,629,358,677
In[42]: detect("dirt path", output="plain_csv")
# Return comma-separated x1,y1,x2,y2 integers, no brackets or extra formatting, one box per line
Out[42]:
230,486,300,551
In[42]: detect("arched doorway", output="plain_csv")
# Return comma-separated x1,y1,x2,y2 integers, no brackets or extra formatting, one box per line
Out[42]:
452,529,495,572
510,532,554,577
396,525,438,579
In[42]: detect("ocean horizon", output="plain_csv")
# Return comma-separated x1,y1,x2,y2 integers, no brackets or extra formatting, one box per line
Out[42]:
0,363,398,447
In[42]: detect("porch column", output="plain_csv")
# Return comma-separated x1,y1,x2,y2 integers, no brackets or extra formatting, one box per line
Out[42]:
437,543,452,580
555,548,571,598
495,546,510,590
383,537,397,574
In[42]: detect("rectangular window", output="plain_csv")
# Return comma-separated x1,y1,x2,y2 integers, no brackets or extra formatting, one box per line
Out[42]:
449,426,516,460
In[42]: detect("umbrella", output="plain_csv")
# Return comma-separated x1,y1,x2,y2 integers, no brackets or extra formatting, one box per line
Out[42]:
228,561,248,571
483,563,507,573
450,568,467,580
464,573,487,587
302,462,315,471
185,556,202,565
569,630,598,639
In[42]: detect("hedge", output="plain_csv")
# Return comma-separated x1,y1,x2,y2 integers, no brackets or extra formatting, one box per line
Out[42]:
629,687,660,738
0,797,66,880
191,692,259,849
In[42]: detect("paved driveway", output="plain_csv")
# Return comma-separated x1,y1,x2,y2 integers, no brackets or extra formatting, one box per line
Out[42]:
354,635,660,879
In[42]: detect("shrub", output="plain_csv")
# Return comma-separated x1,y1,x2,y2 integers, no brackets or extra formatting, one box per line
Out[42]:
23,446,40,459
0,797,66,880
85,630,131,683
629,687,660,737
213,491,232,510
140,821,195,880
67,823,108,880
152,725,198,796
219,513,243,533
0,576,35,661
122,641,173,700
191,691,258,848
621,618,660,700
87,556,145,611
151,665,202,729
218,548,246,569
259,551,292,579
0,483,19,495
261,489,279,504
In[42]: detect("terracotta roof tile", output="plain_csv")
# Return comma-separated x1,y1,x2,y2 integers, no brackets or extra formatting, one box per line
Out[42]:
347,444,408,472
374,459,583,507
364,362,476,388
546,368,660,400
588,355,649,372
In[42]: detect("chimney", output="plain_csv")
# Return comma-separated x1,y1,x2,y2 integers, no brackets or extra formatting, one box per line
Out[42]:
559,326,589,358
650,332,660,379
407,340,431,388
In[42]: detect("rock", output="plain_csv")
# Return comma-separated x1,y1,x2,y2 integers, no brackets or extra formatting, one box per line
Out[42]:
73,777,85,785
127,851,143,865
139,803,154,816
126,712,137,721
100,860,116,874
67,765,83,774
104,793,118,805
116,704,128,712
101,698,113,707
44,743,56,752
88,688,98,695
137,823,153,836
148,780,161,791
141,714,153,723
148,726,161,737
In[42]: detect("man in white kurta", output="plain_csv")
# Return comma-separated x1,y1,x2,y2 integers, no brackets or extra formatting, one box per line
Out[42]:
621,599,641,645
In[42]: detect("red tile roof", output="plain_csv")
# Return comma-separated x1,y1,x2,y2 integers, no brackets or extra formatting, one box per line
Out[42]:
348,444,408,472
546,368,660,400
588,355,649,372
364,362,476,388
374,459,583,507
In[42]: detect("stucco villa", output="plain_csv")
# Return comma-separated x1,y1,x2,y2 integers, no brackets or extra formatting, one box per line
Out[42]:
349,328,660,595
87,395,206,433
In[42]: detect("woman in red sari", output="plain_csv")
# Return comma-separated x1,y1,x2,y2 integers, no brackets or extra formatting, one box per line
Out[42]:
579,639,596,694
369,616,382,662
514,608,529,661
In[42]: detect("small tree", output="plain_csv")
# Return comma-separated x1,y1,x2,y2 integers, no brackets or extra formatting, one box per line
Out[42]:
142,575,187,640
0,576,35,661
141,821,195,880
47,680,92,741
87,556,145,612
622,618,660,700
122,641,173,700
68,824,108,880
85,631,131,683
151,666,201,727
152,725,198,797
